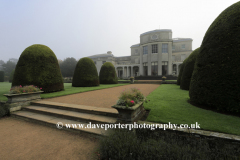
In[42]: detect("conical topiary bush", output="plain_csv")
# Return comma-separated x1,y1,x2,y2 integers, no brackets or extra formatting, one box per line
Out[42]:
99,62,118,84
177,59,187,86
189,2,240,113
72,57,99,87
9,69,15,83
12,44,64,92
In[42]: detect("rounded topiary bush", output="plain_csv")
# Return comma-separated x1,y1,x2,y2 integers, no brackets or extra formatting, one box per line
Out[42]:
99,62,118,84
12,44,64,92
0,71,4,82
72,57,99,87
180,48,200,90
177,60,187,85
189,2,240,113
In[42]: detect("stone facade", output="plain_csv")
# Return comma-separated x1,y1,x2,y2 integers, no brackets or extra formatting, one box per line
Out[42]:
88,29,193,78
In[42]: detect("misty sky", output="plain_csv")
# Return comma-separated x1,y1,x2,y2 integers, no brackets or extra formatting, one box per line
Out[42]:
0,0,239,62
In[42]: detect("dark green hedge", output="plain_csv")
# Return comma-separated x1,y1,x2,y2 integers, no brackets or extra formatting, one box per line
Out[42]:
180,48,200,90
12,44,64,92
99,62,118,84
0,71,4,82
189,2,240,113
72,57,99,87
9,69,15,83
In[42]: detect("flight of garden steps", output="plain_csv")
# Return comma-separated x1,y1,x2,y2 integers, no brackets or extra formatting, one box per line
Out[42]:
11,101,118,137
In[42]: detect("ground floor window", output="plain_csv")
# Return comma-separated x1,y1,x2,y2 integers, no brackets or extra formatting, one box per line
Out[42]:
173,64,176,75
162,61,168,76
133,67,139,77
151,62,158,76
143,63,148,76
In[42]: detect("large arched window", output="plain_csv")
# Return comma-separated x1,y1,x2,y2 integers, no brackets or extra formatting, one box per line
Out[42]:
151,62,158,76
143,63,148,76
162,61,168,76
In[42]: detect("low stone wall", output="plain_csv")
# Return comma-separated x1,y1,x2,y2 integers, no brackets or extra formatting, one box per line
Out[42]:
161,81,177,84
0,99,41,114
137,121,240,144
134,80,161,84
117,81,130,83
135,75,178,80
112,102,146,123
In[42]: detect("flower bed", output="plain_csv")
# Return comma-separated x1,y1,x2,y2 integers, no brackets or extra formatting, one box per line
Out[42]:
112,88,149,123
4,85,43,103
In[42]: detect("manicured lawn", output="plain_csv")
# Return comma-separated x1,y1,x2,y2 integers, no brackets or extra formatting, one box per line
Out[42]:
165,80,177,82
0,82,129,101
0,82,11,101
144,84,240,136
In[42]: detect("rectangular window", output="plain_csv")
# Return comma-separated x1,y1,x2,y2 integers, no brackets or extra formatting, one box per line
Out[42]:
102,61,106,64
151,62,158,76
94,61,96,65
162,44,168,53
181,44,185,49
143,46,148,55
143,62,148,76
152,44,158,53
162,61,168,76
172,45,175,50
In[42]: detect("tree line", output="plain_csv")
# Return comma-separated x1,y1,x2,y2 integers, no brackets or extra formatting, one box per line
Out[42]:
0,57,78,81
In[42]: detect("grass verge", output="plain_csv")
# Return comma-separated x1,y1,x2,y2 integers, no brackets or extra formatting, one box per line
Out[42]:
144,84,240,136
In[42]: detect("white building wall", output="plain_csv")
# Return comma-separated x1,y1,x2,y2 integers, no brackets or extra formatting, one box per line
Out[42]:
89,29,192,77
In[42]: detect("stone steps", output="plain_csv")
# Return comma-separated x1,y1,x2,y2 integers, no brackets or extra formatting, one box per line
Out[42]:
11,101,118,137
22,105,117,124
31,101,118,117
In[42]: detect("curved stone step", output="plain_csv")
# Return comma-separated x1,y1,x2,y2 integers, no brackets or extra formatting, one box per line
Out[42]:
11,111,108,137
31,101,118,117
23,105,117,124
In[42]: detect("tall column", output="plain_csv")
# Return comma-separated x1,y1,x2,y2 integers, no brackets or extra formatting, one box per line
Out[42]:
168,42,172,75
126,66,129,78
122,66,124,78
158,43,162,75
131,66,133,77
148,44,151,76
139,46,143,75
176,64,179,76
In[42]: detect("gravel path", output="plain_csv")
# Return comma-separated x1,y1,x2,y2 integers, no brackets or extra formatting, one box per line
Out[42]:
44,84,160,108
0,117,99,160
0,84,160,160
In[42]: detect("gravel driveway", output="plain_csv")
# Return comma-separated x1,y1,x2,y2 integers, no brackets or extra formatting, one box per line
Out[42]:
44,84,160,108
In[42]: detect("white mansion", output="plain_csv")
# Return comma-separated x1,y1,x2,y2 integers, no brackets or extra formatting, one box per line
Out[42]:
88,29,193,78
